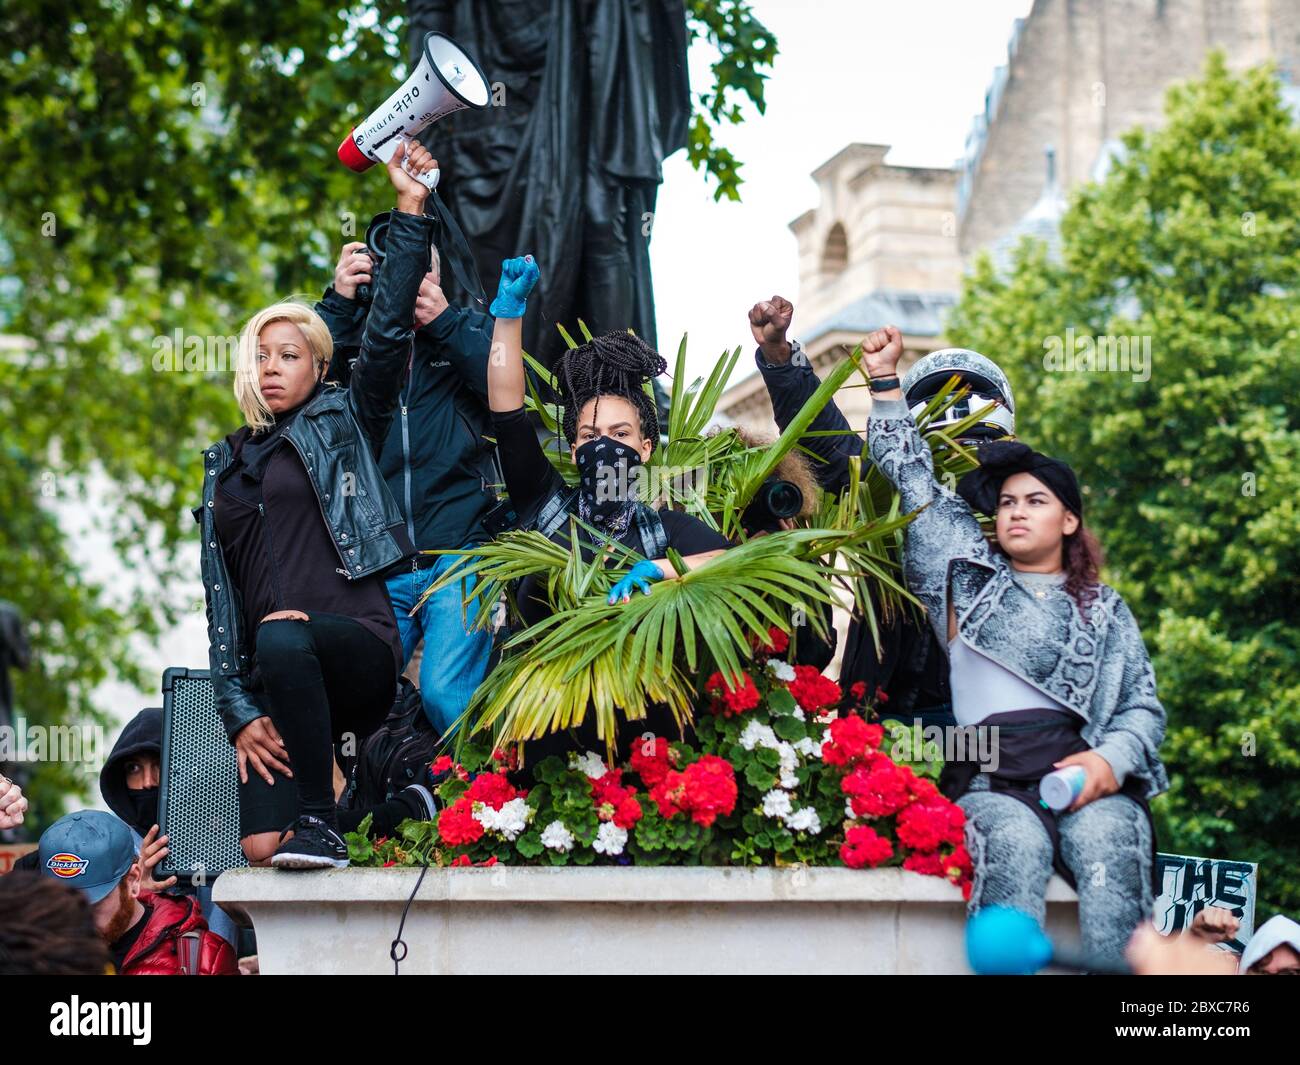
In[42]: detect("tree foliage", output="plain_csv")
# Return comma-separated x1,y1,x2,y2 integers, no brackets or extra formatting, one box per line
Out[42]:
0,0,776,828
946,54,1300,916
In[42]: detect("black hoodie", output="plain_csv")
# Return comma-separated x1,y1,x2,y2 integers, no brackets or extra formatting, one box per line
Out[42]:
99,709,163,838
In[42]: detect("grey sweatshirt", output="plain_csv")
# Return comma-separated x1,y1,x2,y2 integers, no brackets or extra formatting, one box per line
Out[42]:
867,395,1168,798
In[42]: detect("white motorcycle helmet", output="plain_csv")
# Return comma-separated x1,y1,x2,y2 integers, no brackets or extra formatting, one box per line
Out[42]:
900,348,1015,440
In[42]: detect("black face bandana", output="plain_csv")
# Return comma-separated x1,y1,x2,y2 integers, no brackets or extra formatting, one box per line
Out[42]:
956,440,1083,518
575,436,643,524
123,785,160,837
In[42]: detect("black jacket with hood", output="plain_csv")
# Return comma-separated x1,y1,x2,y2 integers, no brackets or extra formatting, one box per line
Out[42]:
99,708,163,838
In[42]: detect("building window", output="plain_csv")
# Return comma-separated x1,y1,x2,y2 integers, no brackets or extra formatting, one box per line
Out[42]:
822,222,848,275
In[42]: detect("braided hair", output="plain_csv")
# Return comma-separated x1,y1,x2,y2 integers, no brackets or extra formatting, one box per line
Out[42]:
554,332,667,450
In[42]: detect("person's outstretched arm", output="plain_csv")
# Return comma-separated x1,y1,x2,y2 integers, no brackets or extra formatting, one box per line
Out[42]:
347,140,439,455
865,325,1000,634
485,256,564,525
749,295,861,493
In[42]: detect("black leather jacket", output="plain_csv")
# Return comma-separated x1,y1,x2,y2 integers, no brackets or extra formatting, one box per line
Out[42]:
193,210,436,742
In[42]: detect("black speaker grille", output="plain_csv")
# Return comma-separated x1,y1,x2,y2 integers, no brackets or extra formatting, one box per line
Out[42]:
159,670,247,878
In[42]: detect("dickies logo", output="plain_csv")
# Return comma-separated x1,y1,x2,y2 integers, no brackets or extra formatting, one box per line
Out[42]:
46,852,89,879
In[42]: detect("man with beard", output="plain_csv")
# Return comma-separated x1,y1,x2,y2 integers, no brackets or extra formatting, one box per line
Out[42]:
36,810,236,976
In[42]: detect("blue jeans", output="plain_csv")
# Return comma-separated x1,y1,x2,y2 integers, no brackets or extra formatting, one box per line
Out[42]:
385,550,493,736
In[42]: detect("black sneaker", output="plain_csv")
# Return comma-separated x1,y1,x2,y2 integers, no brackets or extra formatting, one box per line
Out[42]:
398,784,438,821
270,815,349,870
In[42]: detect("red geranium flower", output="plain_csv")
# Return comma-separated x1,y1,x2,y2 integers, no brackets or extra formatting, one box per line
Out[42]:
629,735,674,788
466,772,518,810
750,626,790,656
430,755,454,776
649,770,686,820
896,798,965,852
902,851,945,877
849,681,867,702
787,665,841,712
438,796,484,846
649,756,738,826
841,756,913,818
704,671,761,716
821,713,884,766
841,825,894,869
944,843,972,885
680,755,738,827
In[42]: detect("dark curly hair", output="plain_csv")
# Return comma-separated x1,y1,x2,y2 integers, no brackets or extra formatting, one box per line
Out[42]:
554,332,667,450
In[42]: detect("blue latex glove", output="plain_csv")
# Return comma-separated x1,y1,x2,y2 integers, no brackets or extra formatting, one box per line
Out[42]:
607,560,664,605
490,255,540,318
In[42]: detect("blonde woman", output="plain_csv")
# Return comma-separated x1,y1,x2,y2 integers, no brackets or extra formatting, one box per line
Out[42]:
196,141,440,869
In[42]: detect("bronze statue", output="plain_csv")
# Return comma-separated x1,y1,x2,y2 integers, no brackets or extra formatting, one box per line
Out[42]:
407,0,689,378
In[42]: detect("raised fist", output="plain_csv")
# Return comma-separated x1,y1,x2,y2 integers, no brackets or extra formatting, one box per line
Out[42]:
491,255,540,319
862,324,904,378
749,295,793,347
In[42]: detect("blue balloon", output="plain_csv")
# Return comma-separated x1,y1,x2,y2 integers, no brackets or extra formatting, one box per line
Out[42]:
966,906,1054,975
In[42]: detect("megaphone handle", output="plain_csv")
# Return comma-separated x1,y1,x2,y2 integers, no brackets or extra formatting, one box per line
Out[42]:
399,133,440,191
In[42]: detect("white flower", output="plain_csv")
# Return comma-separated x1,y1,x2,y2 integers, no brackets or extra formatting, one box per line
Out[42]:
791,707,806,721
766,659,796,682
739,720,778,752
761,789,793,820
845,798,857,820
540,820,575,853
793,736,820,759
786,807,822,835
570,750,608,779
776,741,800,788
814,709,839,725
474,797,532,841
592,822,628,856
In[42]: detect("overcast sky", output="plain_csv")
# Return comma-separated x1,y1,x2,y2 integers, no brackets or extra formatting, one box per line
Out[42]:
650,0,1035,385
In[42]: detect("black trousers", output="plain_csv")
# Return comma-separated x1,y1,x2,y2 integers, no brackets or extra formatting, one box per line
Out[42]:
240,612,395,834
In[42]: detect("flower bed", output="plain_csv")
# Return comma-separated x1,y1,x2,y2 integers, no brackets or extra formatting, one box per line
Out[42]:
346,629,972,898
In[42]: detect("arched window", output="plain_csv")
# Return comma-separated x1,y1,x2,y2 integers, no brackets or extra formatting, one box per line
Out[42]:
822,222,848,274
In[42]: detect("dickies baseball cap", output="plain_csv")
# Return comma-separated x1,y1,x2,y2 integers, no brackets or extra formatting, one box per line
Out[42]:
37,811,137,904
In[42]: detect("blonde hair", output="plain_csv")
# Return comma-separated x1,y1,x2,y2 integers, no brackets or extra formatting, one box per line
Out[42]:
234,300,334,432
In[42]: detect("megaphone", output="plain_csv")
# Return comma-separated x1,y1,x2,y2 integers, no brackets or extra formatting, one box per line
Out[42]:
338,31,490,191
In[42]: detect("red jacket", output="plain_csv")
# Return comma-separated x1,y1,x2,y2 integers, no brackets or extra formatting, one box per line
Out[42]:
119,891,238,976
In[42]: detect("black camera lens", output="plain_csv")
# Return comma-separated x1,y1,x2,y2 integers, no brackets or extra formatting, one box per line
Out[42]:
355,212,392,304
762,479,802,520
741,477,803,534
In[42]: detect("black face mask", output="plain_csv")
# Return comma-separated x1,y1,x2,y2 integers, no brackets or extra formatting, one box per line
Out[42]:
123,785,160,837
574,436,644,524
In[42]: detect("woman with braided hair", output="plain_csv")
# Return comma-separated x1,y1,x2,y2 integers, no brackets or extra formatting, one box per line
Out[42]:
484,256,732,771
487,256,731,629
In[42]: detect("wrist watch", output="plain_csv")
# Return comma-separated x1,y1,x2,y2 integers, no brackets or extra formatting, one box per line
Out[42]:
760,338,803,369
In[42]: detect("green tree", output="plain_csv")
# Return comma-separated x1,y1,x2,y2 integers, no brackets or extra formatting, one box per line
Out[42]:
946,54,1300,916
0,1,774,828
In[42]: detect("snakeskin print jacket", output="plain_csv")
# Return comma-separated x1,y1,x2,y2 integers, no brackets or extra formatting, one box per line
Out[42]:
868,395,1168,799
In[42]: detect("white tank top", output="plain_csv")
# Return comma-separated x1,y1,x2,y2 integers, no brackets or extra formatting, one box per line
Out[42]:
947,571,1077,726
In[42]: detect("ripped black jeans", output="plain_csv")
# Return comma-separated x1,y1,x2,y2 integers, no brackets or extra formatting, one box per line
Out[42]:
251,612,395,830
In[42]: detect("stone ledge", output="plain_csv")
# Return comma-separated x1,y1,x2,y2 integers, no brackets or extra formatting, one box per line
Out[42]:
214,867,1079,974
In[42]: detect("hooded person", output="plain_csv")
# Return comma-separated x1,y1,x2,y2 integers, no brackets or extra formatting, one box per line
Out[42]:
98,707,241,951
1239,915,1300,975
100,707,163,840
